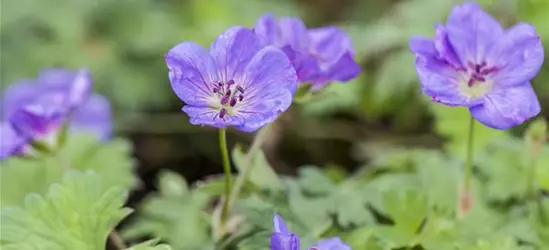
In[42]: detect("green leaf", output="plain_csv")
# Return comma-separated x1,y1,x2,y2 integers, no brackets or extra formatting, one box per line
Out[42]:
476,137,530,201
157,171,189,198
1,133,137,207
297,166,337,196
121,171,212,250
366,173,419,212
414,150,460,212
128,240,174,250
287,182,332,232
342,227,382,250
382,188,427,233
232,144,282,192
0,170,131,250
236,231,270,250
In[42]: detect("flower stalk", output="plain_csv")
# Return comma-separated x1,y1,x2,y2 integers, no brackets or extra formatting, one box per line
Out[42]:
458,115,475,218
218,128,232,224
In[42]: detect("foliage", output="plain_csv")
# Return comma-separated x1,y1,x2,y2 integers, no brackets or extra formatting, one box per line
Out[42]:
0,170,131,250
2,0,549,250
0,133,137,207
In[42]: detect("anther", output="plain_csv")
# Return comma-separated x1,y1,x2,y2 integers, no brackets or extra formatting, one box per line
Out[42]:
236,86,245,94
467,78,475,87
220,95,230,105
238,94,244,102
226,79,235,86
229,98,237,107
472,74,486,82
219,108,227,119
226,89,231,96
480,66,497,75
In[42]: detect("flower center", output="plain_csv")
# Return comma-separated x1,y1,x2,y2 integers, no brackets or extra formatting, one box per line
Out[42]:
458,61,498,99
212,79,245,119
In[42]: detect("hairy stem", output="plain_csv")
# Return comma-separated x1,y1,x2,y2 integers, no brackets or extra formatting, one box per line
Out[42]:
464,116,475,191
458,115,475,218
219,128,232,224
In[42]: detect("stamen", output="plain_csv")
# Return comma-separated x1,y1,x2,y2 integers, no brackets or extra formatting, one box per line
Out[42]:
219,108,227,119
226,79,235,86
480,66,498,75
467,78,475,87
236,86,245,94
238,94,244,102
229,98,237,107
220,94,230,105
472,74,486,82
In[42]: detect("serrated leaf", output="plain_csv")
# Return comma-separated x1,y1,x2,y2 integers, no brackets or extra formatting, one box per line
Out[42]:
287,182,332,232
1,133,136,207
0,170,131,250
121,173,212,250
366,173,419,212
342,227,382,250
331,186,374,228
476,137,530,201
382,188,427,234
236,231,271,250
128,239,174,250
232,144,282,192
297,166,337,196
414,150,460,212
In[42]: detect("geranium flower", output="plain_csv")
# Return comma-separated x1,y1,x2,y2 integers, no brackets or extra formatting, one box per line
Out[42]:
270,214,351,250
165,26,297,132
409,2,544,129
0,69,111,159
254,13,360,90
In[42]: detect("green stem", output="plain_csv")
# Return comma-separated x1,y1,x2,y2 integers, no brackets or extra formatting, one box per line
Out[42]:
219,128,232,224
228,124,272,209
463,115,475,193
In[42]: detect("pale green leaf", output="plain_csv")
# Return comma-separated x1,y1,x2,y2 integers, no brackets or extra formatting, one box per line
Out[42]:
0,170,131,250
1,133,136,207
232,144,282,192
127,239,174,250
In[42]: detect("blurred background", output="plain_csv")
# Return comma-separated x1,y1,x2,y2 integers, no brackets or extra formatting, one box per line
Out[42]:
1,0,548,204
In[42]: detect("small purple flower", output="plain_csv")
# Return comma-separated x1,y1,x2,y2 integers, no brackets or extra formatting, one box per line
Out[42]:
0,68,112,159
254,13,360,90
409,2,544,130
270,214,351,250
165,27,297,132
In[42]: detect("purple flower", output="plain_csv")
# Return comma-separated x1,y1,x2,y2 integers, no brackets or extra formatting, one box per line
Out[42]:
165,27,297,132
0,68,112,159
254,13,361,90
270,214,351,250
409,2,544,130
